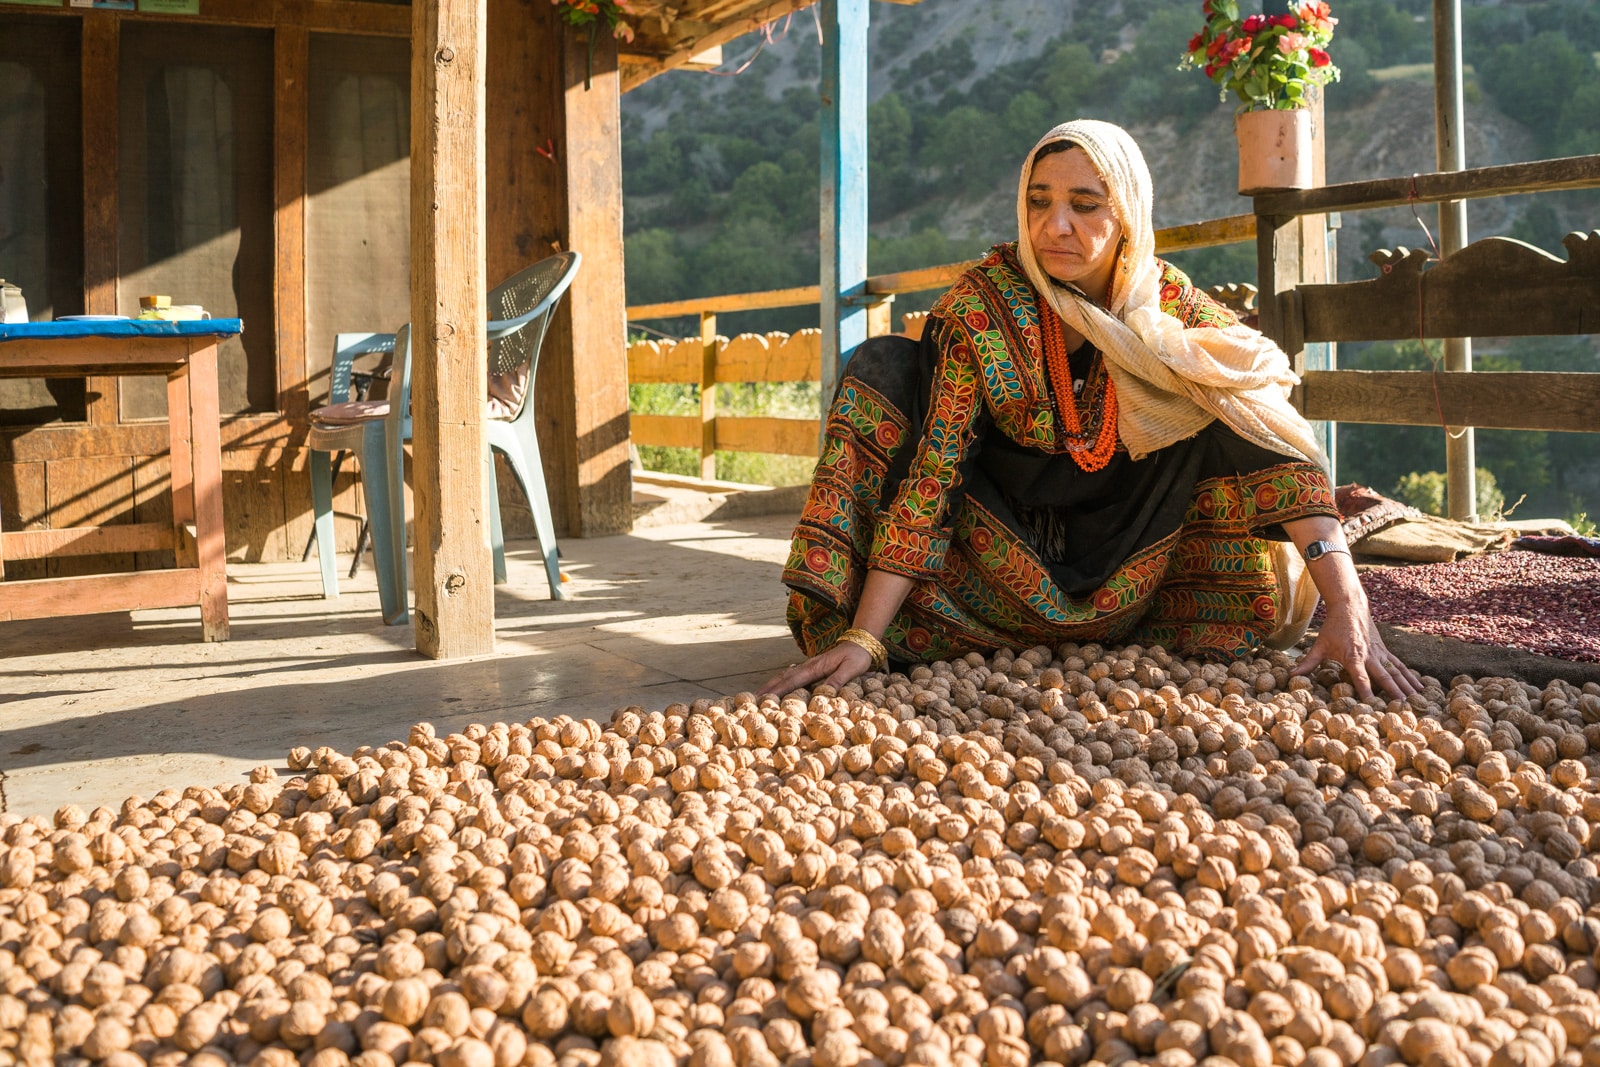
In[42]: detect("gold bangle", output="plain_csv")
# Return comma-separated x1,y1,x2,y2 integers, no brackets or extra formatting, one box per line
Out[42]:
838,628,889,672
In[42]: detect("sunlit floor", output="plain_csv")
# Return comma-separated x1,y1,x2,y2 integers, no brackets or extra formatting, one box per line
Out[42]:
0,513,802,817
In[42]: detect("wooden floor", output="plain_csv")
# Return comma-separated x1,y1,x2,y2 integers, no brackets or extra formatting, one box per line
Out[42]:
0,509,802,817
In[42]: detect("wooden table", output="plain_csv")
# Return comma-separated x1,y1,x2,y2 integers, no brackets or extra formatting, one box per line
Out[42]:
0,319,241,641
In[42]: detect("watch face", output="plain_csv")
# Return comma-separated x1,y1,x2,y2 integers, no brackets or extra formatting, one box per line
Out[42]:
1307,542,1327,560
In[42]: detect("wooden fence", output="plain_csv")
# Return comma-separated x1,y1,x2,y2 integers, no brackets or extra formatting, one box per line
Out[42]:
625,215,1258,478
629,154,1600,487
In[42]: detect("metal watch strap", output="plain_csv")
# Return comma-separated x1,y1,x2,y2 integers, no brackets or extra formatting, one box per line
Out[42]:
1304,540,1350,562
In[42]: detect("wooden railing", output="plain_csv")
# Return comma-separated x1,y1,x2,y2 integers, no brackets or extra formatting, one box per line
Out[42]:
1252,154,1600,435
626,214,1258,478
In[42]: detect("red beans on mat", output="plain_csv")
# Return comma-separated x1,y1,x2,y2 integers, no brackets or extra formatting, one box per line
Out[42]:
1359,553,1600,663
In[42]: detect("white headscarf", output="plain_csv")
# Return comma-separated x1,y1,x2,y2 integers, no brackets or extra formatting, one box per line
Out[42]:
1016,119,1328,469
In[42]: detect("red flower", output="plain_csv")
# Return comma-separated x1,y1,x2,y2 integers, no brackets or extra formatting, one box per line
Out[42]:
1309,47,1332,66
1269,13,1298,27
1188,31,1205,53
1241,14,1266,32
1206,35,1227,58
1226,37,1251,58
1202,0,1214,14
1203,62,1218,78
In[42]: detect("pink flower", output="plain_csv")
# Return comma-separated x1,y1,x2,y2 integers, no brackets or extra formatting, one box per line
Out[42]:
1277,31,1307,53
1309,46,1331,66
612,19,635,40
1241,14,1267,32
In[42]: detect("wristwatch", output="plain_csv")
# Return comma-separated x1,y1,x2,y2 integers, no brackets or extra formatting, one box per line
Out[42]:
1304,539,1351,562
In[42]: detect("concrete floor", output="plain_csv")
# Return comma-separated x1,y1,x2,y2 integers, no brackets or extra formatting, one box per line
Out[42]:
0,509,803,818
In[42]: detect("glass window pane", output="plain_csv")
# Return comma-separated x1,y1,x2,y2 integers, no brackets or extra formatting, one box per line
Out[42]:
117,24,274,419
306,33,410,406
0,15,86,427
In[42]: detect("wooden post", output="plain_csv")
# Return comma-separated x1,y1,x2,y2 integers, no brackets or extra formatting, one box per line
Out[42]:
274,19,310,424
411,0,495,658
699,312,717,481
485,0,631,539
82,12,119,425
1434,0,1476,520
1297,91,1334,470
819,0,869,413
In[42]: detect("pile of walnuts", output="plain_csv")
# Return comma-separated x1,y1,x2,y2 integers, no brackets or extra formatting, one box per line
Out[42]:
4,641,1600,1067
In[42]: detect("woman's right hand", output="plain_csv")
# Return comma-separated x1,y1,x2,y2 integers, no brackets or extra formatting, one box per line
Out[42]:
758,641,874,698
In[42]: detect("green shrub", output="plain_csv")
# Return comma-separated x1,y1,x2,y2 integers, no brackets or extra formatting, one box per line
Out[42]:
1392,467,1505,519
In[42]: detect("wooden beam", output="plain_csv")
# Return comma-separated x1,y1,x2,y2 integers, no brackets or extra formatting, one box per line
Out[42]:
306,0,411,35
699,312,717,480
0,568,201,624
1297,371,1600,433
1253,154,1600,217
820,0,868,412
0,414,297,464
1,522,175,560
618,0,821,91
82,11,119,427
275,19,310,423
628,284,822,319
411,0,494,656
489,0,632,540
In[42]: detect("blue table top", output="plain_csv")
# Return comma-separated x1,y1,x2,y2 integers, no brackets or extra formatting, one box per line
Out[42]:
0,319,244,341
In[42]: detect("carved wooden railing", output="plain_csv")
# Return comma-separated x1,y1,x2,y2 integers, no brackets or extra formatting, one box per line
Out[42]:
1253,154,1600,435
625,214,1258,478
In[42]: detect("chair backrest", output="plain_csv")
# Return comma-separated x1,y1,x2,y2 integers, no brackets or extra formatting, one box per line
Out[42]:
484,251,582,420
329,332,397,405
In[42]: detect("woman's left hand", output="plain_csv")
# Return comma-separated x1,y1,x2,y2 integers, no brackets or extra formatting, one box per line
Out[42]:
1291,603,1424,702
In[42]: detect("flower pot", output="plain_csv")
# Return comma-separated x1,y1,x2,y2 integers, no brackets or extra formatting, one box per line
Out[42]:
1235,108,1312,195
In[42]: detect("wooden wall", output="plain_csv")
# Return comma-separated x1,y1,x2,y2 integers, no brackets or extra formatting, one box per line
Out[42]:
0,0,633,576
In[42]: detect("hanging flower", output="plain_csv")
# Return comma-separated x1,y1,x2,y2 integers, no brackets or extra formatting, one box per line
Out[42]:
550,0,636,47
1179,0,1341,111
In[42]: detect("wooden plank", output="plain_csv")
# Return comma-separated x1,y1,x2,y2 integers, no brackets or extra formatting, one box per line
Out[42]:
184,342,230,640
715,416,820,458
627,338,701,384
275,21,311,423
306,0,411,35
0,336,195,376
628,284,822,321
618,0,824,92
1297,370,1600,432
1156,214,1257,254
223,467,286,562
0,414,298,464
412,0,494,656
1255,154,1600,217
630,413,699,450
81,12,119,427
1297,233,1600,342
0,568,202,623
130,453,177,571
699,312,716,480
0,462,48,581
2,523,174,560
42,455,136,578
717,329,819,383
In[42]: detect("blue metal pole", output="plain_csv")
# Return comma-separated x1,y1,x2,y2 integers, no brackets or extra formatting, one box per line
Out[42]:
819,0,869,414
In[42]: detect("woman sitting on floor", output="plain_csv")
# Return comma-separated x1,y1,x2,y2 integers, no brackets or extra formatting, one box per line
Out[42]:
762,119,1421,702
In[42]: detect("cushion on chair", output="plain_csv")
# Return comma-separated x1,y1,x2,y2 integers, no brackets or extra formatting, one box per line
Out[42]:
311,399,390,425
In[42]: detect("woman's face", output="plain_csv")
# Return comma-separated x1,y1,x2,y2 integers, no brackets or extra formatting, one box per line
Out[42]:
1026,146,1123,301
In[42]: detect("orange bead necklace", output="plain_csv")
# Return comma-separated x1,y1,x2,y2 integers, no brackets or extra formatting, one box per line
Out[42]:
1039,296,1119,472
